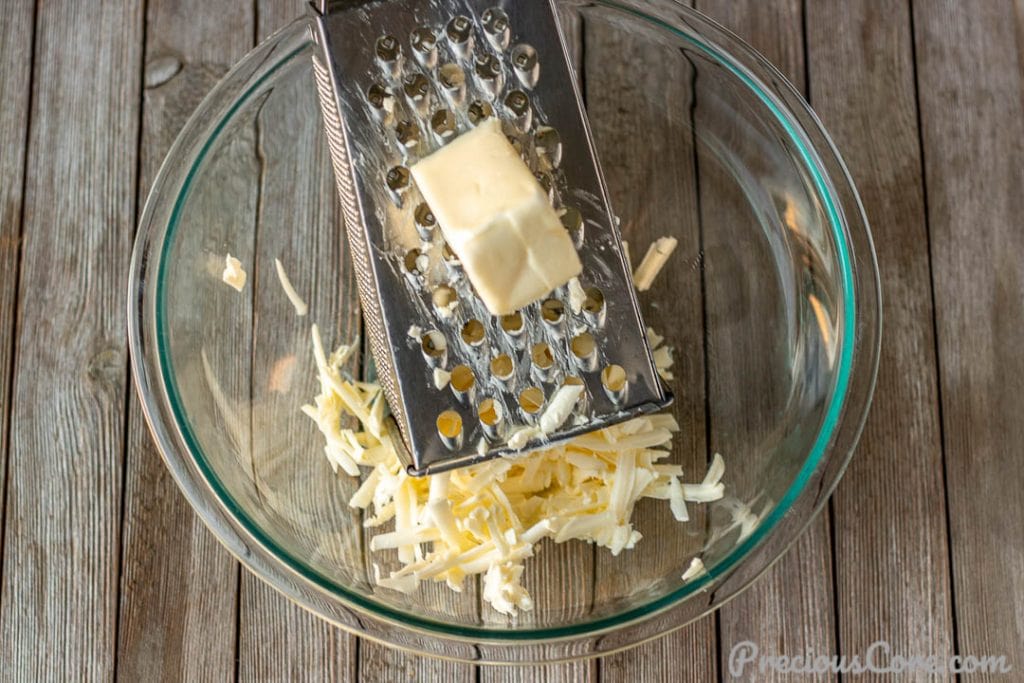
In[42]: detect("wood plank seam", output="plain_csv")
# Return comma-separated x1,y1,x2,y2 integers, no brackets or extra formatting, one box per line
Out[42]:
111,3,151,681
673,38,723,683
0,0,39,615
1,0,145,676
800,0,847,659
805,0,846,666
684,48,722,683
905,0,961,663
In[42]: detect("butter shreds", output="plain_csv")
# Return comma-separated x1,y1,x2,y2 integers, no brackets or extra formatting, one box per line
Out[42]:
567,277,586,315
646,326,676,381
303,328,726,616
682,557,706,582
274,258,308,316
433,367,451,390
653,346,674,381
222,253,247,291
539,384,584,434
633,237,678,291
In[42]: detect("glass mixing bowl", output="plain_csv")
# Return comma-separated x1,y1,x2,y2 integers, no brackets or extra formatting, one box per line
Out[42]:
128,0,880,663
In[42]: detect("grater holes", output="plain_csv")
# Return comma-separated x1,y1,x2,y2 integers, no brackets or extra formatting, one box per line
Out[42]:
385,165,411,205
535,126,562,169
394,119,421,152
511,44,540,89
420,330,448,367
499,311,524,337
490,354,515,382
432,285,458,316
563,375,585,387
473,53,505,99
402,71,432,114
438,63,467,104
436,410,463,449
445,15,474,58
560,206,585,247
410,26,438,69
482,8,511,50
478,398,501,424
375,34,403,77
570,332,597,370
582,287,607,326
504,90,532,131
530,343,555,380
468,100,494,125
461,319,486,346
430,109,458,144
403,248,428,282
450,364,475,395
601,364,628,403
540,298,565,326
413,202,436,240
365,82,394,123
477,398,503,438
518,386,545,416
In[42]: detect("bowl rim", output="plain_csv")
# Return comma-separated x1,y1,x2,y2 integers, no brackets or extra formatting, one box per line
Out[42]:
128,0,881,658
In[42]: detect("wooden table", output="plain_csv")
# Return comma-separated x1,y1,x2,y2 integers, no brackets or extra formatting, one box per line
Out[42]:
1,0,1022,680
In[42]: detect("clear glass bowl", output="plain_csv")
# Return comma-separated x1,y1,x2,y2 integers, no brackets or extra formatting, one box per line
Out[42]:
128,0,880,663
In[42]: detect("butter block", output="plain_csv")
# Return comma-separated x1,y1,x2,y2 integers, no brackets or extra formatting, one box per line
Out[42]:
410,118,581,315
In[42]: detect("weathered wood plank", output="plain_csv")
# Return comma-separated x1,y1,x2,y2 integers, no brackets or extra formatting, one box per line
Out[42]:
238,579,358,683
115,2,254,680
0,1,144,680
0,0,34,580
484,661,599,683
361,646,477,683
913,0,1024,671
694,2,838,680
807,0,955,676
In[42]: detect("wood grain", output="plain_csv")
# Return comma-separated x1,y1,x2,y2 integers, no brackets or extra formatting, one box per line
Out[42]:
483,661,598,683
2,1,1021,679
579,4,718,682
806,0,955,677
913,0,1024,672
0,1,143,680
238,580,357,682
0,0,34,581
361,645,476,683
695,2,839,680
115,2,254,680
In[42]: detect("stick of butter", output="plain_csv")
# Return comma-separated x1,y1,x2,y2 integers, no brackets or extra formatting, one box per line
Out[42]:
411,119,582,316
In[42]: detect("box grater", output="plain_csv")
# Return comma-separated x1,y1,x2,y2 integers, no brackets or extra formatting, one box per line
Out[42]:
309,0,672,475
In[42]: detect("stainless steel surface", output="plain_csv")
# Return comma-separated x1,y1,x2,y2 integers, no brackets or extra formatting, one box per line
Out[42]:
310,0,670,474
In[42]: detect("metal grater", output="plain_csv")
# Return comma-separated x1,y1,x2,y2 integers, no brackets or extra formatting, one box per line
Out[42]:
309,0,672,475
